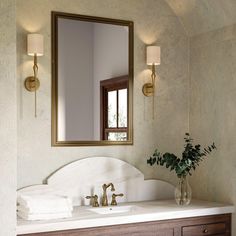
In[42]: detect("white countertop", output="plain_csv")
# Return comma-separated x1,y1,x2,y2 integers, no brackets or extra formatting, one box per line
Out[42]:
17,200,235,235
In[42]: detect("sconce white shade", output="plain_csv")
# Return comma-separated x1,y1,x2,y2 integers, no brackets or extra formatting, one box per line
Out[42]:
146,46,160,65
27,34,44,56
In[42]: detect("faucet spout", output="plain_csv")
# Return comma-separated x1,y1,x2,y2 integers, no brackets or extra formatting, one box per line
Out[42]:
102,183,115,206
103,183,115,191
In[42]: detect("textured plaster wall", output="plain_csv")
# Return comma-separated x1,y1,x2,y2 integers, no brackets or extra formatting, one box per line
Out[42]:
165,0,236,36
189,24,236,234
17,0,189,188
0,0,17,235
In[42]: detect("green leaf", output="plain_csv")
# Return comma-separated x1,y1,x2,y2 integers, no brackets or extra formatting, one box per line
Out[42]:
146,134,216,177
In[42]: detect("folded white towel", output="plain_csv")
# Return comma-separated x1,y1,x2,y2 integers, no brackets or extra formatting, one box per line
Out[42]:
17,194,73,211
17,205,73,214
17,210,72,221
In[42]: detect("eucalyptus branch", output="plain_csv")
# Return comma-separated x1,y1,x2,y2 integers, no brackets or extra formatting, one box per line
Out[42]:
147,133,216,178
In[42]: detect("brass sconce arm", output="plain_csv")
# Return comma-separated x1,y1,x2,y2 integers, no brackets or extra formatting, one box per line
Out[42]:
142,63,156,97
25,54,40,117
151,63,156,85
142,45,160,97
24,33,43,117
33,54,38,78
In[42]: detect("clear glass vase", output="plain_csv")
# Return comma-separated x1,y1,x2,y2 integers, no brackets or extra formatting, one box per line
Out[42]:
175,175,192,205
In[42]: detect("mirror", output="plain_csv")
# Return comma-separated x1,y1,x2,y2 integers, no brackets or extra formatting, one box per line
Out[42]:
51,12,133,146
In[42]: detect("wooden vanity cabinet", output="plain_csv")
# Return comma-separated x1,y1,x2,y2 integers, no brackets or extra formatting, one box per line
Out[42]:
19,214,231,236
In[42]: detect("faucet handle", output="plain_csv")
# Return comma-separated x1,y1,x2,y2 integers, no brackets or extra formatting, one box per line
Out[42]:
111,193,124,206
86,194,99,207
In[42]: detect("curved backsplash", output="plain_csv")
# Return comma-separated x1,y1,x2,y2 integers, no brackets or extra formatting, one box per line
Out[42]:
18,157,174,206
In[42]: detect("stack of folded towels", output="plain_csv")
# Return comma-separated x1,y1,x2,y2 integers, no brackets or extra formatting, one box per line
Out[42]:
17,194,73,221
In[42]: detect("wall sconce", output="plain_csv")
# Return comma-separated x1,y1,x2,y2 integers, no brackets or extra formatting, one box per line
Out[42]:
142,46,161,97
24,33,44,117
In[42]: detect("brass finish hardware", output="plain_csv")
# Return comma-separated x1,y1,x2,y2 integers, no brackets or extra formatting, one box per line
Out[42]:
102,183,115,206
142,82,154,97
143,63,156,119
142,63,156,97
86,195,99,207
25,54,40,117
111,193,124,206
25,77,40,92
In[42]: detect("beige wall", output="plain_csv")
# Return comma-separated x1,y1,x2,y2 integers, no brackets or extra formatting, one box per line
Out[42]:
189,24,236,234
17,0,189,188
0,0,233,235
166,0,236,36
0,0,17,235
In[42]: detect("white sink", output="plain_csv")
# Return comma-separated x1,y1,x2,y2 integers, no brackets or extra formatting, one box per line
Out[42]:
88,205,138,215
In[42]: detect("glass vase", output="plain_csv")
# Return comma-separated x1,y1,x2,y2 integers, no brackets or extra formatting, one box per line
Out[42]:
175,175,192,205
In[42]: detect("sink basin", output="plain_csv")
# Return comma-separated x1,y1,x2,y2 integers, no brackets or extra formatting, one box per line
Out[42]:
88,205,138,215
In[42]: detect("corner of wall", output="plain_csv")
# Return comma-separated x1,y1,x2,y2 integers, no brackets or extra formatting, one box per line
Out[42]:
0,0,17,235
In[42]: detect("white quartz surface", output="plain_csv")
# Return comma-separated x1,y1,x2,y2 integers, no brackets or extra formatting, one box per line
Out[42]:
17,200,234,235
18,157,175,207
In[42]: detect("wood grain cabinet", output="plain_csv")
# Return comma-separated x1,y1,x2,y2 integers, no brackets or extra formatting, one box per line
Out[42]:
19,214,231,236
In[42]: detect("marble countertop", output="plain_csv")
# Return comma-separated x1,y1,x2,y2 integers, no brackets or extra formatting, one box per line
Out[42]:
17,200,235,235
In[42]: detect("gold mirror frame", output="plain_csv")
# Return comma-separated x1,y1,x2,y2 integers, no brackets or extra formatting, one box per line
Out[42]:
51,11,134,146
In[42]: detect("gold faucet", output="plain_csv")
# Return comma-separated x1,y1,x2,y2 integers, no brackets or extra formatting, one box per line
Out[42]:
86,194,99,207
111,193,124,205
102,183,115,206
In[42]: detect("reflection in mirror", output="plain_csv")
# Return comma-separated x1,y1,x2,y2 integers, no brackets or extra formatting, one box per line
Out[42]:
100,76,128,141
52,12,133,146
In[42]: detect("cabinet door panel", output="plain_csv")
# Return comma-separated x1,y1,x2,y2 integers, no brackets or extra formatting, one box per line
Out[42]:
92,227,174,236
130,232,173,236
18,214,231,236
182,222,226,236
21,227,174,236
112,229,174,236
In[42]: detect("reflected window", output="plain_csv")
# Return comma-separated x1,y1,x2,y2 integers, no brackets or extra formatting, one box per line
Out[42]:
100,76,128,141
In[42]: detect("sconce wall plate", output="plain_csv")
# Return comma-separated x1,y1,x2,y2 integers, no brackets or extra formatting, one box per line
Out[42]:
24,76,40,92
142,83,154,97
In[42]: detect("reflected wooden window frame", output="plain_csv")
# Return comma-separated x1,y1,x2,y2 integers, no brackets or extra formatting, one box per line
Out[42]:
100,76,128,141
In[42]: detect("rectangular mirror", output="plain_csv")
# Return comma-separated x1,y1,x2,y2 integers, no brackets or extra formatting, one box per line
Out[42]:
51,12,133,146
